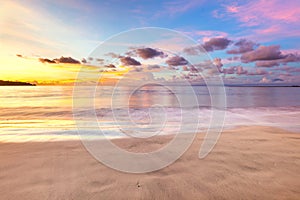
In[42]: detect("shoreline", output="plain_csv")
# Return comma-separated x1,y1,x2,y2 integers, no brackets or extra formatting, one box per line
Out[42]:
0,124,299,144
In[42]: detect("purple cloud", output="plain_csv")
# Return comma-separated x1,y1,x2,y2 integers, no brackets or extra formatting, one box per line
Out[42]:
120,56,141,66
147,65,161,70
96,58,104,64
222,66,248,75
247,69,268,75
227,39,259,54
254,51,300,67
227,56,240,61
166,56,188,66
81,58,87,63
183,46,201,55
213,58,223,72
273,66,300,73
255,60,280,67
222,66,236,74
54,56,80,64
202,37,232,52
236,66,248,75
241,45,285,63
183,37,232,55
272,78,284,82
104,64,116,68
135,47,165,59
105,52,120,58
39,58,56,64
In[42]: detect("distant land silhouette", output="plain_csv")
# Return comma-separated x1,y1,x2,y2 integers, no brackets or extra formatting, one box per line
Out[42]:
0,80,36,86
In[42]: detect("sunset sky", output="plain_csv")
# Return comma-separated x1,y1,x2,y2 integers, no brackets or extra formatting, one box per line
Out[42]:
1,0,300,85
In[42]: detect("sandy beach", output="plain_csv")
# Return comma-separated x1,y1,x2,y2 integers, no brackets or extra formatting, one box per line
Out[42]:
0,126,299,199
2,0,300,199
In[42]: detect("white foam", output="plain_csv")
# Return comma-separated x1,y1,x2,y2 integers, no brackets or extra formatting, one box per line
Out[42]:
1,106,299,142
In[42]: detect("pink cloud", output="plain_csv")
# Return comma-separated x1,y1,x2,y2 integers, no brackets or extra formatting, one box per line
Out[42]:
239,44,300,68
259,76,271,83
225,5,239,13
274,66,300,73
227,39,259,54
236,66,247,75
226,0,300,26
212,10,224,19
193,30,228,38
281,49,300,55
245,46,300,67
222,65,248,75
255,25,281,35
202,37,232,52
283,74,300,83
278,73,293,81
288,68,300,73
181,30,229,44
222,66,235,74
213,58,223,72
163,0,205,16
225,56,240,65
220,0,300,40
253,25,300,41
248,69,268,76
241,45,284,63
255,60,281,68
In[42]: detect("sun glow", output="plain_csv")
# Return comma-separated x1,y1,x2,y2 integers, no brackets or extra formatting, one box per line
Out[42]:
0,53,130,85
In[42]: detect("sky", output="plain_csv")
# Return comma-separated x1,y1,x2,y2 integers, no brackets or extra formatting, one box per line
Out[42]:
1,0,300,85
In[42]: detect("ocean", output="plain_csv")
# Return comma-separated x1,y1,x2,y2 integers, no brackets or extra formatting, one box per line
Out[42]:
0,86,299,142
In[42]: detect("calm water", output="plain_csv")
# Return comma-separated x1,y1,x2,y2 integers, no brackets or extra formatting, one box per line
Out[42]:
0,86,299,142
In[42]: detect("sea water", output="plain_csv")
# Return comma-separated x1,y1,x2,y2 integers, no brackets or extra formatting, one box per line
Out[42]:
0,86,299,142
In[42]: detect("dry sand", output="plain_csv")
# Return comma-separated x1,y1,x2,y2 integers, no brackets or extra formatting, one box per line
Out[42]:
0,126,300,200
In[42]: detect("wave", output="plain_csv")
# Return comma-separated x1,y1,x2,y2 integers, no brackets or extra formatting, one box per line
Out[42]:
0,106,299,142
